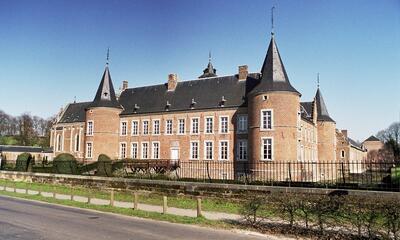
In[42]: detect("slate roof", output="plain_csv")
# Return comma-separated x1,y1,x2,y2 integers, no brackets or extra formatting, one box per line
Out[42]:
315,88,335,122
250,35,300,96
364,135,381,142
348,138,364,150
119,73,260,115
300,101,313,121
86,66,122,109
0,145,52,153
59,102,91,123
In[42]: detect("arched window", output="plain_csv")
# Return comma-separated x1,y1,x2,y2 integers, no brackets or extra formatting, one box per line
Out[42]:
75,134,80,152
56,134,62,151
341,150,345,158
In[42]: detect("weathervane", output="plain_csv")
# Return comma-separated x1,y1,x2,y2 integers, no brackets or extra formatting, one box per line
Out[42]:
317,73,320,88
271,6,275,35
208,50,212,63
106,47,110,65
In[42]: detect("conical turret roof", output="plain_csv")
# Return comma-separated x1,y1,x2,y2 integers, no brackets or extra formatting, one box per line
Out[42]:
315,88,334,122
251,35,300,95
87,65,121,109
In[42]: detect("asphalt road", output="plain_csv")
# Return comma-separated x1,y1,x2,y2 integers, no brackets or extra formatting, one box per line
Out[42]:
0,195,267,240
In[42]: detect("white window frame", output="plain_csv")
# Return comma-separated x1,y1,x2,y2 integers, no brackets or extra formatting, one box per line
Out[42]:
178,118,185,135
152,141,160,159
204,140,214,160
142,120,149,135
190,117,200,135
260,109,273,130
237,140,248,161
165,119,173,135
56,134,63,152
190,141,199,160
219,140,229,161
261,137,273,161
141,142,149,159
153,119,160,135
120,142,127,159
131,120,139,136
120,121,128,136
86,142,93,159
205,116,214,134
237,115,248,133
131,142,138,159
87,121,94,136
219,116,229,134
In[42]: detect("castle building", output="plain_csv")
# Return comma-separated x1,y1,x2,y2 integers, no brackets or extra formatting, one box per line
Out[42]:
50,32,366,179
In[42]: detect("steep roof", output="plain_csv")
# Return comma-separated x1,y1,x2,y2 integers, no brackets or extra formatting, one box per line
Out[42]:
315,88,335,122
348,137,364,150
59,102,91,123
250,35,300,96
199,61,217,79
119,73,260,115
364,135,381,142
300,101,313,121
87,66,121,109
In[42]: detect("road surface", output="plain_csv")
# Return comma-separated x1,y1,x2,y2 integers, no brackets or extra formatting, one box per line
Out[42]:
0,195,268,240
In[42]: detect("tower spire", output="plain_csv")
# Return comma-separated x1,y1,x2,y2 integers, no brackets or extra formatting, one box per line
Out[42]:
271,6,275,36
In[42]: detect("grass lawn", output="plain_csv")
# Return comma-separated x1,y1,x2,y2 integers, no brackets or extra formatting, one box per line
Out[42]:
0,179,243,215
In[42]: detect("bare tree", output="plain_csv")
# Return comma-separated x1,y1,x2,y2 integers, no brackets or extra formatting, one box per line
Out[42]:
377,122,400,161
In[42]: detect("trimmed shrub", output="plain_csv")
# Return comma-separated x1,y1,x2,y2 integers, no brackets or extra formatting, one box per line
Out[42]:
0,154,6,170
15,152,33,171
52,153,78,174
97,154,113,177
239,195,269,226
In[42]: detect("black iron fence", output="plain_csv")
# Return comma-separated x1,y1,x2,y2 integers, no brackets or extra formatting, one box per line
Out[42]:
1,159,399,191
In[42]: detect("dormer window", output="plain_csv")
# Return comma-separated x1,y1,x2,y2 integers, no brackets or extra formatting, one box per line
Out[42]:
165,101,171,111
220,96,226,107
134,104,140,113
191,98,196,109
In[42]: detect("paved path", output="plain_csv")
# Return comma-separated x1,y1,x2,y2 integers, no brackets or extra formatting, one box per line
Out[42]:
0,195,269,240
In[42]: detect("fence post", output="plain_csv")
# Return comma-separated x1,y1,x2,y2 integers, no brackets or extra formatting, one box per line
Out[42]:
87,188,91,204
110,189,114,207
341,162,346,185
196,196,202,218
70,186,74,201
13,182,16,193
133,192,138,210
163,196,168,214
53,186,56,198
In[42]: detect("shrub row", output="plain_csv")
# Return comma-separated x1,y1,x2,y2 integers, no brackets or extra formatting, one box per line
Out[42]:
240,192,400,239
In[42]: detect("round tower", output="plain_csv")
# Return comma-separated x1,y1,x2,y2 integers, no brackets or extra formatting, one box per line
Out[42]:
248,34,301,180
84,64,122,161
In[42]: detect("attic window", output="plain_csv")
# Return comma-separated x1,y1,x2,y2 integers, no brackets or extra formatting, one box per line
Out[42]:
191,99,197,109
133,104,140,113
165,101,171,111
263,95,268,101
220,96,227,107
104,92,108,97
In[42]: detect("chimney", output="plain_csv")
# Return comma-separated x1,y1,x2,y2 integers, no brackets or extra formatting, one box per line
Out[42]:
341,129,348,138
238,65,248,81
167,73,178,91
122,80,128,91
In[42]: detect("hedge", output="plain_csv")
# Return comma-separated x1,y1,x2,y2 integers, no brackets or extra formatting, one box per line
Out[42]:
52,153,78,174
97,154,113,177
15,153,33,172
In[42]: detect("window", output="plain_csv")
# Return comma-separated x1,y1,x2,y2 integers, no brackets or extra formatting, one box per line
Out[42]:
56,134,62,151
120,121,127,136
178,119,185,134
219,140,229,160
86,142,93,159
152,142,160,159
204,141,213,160
191,118,199,134
220,116,229,133
261,138,273,161
131,142,138,159
237,115,248,133
205,117,213,134
143,120,149,135
120,142,127,159
165,120,173,135
261,110,273,130
153,120,160,135
190,141,199,160
74,134,80,152
141,142,148,159
237,140,247,161
131,121,139,135
87,121,93,136
341,150,345,158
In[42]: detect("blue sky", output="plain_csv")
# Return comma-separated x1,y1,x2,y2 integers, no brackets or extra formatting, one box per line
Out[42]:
0,0,399,141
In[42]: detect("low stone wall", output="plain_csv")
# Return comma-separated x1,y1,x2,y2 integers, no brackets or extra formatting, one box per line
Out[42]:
0,170,398,199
